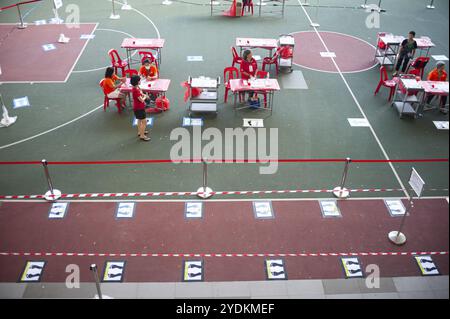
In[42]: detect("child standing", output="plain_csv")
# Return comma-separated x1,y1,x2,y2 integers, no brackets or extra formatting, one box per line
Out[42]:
131,75,151,142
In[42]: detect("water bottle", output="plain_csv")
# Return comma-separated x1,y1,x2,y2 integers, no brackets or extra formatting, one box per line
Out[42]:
265,73,270,86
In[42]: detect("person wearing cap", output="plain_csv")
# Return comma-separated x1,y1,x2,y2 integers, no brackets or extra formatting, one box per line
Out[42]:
139,59,158,81
426,61,448,113
130,75,151,142
393,31,417,76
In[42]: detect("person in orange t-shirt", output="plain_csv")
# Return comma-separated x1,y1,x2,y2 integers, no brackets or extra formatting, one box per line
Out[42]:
139,59,159,81
101,67,126,103
426,61,448,113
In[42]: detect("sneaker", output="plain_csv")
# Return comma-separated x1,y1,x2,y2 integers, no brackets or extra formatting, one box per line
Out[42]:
440,109,449,115
140,136,151,142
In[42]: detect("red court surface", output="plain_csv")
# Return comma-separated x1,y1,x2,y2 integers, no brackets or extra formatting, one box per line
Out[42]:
0,23,97,83
0,198,448,282
292,31,378,73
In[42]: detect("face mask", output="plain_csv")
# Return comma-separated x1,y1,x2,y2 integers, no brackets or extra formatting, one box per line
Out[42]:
145,66,151,70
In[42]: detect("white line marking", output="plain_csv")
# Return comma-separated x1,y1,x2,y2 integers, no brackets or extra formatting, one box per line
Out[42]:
296,1,409,198
109,0,161,39
0,105,103,150
64,23,99,82
72,28,137,73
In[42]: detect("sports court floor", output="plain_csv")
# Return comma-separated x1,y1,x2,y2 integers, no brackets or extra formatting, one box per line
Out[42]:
0,0,448,299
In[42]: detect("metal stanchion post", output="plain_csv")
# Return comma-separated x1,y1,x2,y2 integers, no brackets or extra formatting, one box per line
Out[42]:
16,5,27,29
197,158,213,199
377,0,386,12
110,0,120,19
427,0,435,9
333,158,352,199
90,264,103,299
361,0,368,9
42,159,62,201
388,198,413,245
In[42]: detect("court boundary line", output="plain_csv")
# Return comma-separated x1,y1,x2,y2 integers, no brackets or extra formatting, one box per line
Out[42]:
0,22,99,84
72,28,137,73
63,22,99,82
296,1,409,198
0,104,103,151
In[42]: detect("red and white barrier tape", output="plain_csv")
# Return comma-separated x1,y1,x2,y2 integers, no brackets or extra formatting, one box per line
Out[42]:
0,188,427,200
0,251,447,258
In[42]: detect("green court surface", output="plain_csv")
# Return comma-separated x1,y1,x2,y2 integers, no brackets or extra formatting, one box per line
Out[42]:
0,0,448,198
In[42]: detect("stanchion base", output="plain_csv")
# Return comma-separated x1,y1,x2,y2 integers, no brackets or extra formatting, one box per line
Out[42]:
310,23,320,28
44,190,62,201
162,0,173,5
109,14,121,20
388,231,407,245
197,187,213,199
93,295,114,299
426,5,435,9
121,4,132,10
210,1,220,5
333,187,350,199
17,23,28,29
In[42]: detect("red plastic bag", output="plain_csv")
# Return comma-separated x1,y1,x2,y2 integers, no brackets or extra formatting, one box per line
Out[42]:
156,96,170,111
280,46,293,59
378,40,386,50
181,81,201,102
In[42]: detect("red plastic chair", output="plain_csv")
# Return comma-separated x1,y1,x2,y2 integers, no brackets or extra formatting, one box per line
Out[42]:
124,69,138,78
407,57,430,79
374,66,397,101
256,70,269,78
241,0,254,16
232,47,243,68
138,51,159,68
262,49,281,76
108,49,128,77
224,67,240,103
99,79,125,114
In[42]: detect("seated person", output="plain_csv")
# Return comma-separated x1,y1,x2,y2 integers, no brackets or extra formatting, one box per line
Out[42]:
240,49,259,103
139,59,159,103
426,61,448,113
139,58,159,81
101,67,126,103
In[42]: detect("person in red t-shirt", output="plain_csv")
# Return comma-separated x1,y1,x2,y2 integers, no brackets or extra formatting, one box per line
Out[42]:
240,50,259,102
131,75,151,141
426,61,448,113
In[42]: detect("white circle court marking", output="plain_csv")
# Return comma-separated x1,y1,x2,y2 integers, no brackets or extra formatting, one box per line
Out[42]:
72,29,137,73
